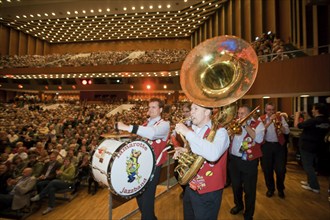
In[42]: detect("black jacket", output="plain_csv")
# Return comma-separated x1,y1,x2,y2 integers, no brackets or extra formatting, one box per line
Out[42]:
298,115,330,153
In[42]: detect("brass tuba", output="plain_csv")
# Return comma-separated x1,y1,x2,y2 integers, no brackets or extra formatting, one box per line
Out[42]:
175,35,258,185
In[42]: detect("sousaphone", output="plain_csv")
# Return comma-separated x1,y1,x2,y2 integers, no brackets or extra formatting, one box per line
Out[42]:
176,35,258,185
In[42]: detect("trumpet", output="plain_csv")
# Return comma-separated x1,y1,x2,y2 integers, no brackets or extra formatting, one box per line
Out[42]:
227,106,260,135
272,112,282,129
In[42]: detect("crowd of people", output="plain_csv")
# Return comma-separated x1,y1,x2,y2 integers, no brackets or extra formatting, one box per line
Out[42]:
0,98,329,219
0,49,189,69
0,33,291,69
0,100,186,215
251,32,290,62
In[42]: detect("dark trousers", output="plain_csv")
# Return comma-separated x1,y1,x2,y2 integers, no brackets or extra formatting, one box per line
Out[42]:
136,165,161,220
183,187,223,220
229,155,258,220
0,194,13,210
261,142,286,192
300,148,320,190
36,179,51,193
39,179,73,208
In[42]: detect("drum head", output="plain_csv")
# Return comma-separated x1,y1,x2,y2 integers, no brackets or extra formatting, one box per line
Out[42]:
108,140,155,199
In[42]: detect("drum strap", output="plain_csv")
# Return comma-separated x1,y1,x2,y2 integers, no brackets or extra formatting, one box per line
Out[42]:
156,145,171,165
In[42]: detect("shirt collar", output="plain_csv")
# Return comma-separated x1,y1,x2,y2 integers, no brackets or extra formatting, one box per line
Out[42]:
148,116,161,124
192,120,212,132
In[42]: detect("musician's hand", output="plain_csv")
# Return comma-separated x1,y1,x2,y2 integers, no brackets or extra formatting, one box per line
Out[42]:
175,123,190,136
116,122,130,132
173,147,187,159
270,114,276,120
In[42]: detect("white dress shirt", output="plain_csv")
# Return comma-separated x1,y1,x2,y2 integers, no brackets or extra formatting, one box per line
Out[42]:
230,119,265,157
185,120,229,162
130,116,170,141
260,115,290,142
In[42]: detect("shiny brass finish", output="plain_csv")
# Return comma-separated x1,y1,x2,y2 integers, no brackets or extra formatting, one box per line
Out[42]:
273,112,282,130
180,35,258,108
176,35,259,185
227,106,260,135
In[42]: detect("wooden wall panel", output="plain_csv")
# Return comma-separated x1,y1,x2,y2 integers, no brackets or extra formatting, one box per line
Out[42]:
234,0,241,37
27,36,36,55
49,38,191,54
263,0,276,33
251,0,263,40
279,97,293,116
36,39,44,55
226,0,233,35
0,25,10,56
220,6,226,35
277,0,292,43
19,32,28,55
247,54,330,96
9,29,19,55
242,0,252,42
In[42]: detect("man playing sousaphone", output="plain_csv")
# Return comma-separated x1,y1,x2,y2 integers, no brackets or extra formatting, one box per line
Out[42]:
174,103,230,220
171,102,192,199
116,97,170,220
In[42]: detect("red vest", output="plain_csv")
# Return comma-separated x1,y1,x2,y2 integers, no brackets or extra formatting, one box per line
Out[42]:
260,114,285,145
143,119,169,166
190,128,228,194
243,120,263,161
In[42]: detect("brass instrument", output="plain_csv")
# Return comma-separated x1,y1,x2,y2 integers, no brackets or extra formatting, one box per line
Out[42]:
273,112,282,129
227,106,260,135
175,35,259,185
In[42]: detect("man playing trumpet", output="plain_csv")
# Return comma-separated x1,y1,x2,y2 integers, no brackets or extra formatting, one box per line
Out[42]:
228,105,265,220
259,102,290,199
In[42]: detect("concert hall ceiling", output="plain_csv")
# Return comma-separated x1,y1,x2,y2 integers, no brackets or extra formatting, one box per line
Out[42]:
0,0,224,43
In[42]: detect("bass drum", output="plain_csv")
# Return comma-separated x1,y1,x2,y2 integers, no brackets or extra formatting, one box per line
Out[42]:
91,139,155,199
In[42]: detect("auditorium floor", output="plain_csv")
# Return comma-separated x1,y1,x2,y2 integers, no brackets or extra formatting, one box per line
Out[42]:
9,160,328,220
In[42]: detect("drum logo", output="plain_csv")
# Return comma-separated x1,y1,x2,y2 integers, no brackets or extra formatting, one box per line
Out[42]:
126,149,142,183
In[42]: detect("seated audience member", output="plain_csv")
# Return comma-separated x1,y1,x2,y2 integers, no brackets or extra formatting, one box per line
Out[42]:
7,130,19,147
0,167,36,211
27,153,44,178
15,143,28,161
55,143,67,163
10,155,28,179
0,164,11,194
73,153,91,194
67,149,78,166
36,153,62,193
31,157,76,215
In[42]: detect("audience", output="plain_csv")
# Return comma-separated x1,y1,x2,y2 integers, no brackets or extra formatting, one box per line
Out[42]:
0,35,294,69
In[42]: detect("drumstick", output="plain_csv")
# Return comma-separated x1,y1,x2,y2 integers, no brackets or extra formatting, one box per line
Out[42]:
114,122,119,133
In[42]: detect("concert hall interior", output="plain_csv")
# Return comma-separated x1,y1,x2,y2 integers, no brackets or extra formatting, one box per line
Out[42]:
0,0,330,220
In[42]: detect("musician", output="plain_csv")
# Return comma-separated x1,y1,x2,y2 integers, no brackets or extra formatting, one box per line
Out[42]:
175,103,229,220
171,102,192,199
259,102,290,198
228,105,265,220
116,97,170,220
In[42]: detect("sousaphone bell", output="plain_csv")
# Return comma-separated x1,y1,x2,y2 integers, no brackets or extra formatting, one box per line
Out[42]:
176,35,258,185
